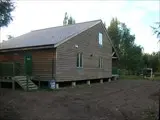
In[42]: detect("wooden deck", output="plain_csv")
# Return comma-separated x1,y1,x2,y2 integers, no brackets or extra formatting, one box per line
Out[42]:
0,76,38,91
0,79,12,82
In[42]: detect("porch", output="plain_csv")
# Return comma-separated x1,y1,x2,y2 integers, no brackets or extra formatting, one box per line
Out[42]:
0,61,38,91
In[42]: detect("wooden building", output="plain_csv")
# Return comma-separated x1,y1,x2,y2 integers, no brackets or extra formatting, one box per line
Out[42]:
0,20,118,88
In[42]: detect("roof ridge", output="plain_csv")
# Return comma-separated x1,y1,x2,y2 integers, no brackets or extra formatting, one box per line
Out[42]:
0,19,102,51
31,19,102,32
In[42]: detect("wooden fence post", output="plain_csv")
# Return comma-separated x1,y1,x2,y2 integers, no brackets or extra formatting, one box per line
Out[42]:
12,79,15,90
158,95,160,120
27,75,29,91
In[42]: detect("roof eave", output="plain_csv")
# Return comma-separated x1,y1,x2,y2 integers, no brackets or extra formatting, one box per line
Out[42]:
0,44,55,53
100,22,120,60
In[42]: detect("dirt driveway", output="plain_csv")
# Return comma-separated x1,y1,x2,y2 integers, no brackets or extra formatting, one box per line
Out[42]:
0,80,159,120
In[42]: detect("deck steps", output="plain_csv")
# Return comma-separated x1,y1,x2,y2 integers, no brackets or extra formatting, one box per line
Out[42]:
12,76,38,91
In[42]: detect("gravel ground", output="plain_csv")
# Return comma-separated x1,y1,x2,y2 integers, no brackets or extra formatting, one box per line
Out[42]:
0,80,159,120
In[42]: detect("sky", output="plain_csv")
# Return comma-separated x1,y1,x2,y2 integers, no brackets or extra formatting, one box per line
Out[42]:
0,0,160,53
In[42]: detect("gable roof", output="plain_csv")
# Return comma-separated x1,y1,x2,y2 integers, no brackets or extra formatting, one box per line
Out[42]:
0,19,119,59
0,20,101,50
100,23,120,59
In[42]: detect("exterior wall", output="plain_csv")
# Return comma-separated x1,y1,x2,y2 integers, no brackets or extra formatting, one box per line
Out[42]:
32,50,55,81
0,49,55,81
56,23,112,82
112,58,118,67
0,52,25,75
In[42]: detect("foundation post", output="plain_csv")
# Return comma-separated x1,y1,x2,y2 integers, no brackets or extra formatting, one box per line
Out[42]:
72,82,76,87
87,80,90,85
12,79,15,90
100,79,103,84
56,83,59,89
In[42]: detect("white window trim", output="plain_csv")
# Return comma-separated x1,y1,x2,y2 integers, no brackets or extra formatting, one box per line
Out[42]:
98,32,103,46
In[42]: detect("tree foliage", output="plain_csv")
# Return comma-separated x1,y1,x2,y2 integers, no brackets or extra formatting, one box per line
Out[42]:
107,18,121,52
0,0,15,27
7,34,14,39
107,18,160,74
63,12,75,25
68,16,75,25
151,22,160,39
143,52,159,72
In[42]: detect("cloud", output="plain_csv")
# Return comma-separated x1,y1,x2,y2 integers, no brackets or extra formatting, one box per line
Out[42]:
130,1,160,12
0,1,159,53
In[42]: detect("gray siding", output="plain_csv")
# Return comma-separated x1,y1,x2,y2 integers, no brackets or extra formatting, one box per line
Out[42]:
56,23,112,82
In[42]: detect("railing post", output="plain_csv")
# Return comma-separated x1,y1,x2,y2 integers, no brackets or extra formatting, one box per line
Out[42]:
27,75,29,91
12,78,15,90
159,95,160,120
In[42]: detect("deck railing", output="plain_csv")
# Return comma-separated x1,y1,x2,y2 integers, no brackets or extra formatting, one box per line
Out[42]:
0,62,21,79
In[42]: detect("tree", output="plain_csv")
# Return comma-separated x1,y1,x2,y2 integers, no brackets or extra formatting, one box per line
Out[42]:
7,35,14,39
120,23,145,74
151,22,160,39
63,12,68,26
142,52,160,72
107,18,121,52
143,53,149,68
108,18,144,74
0,0,15,28
63,12,75,25
103,22,106,27
68,16,75,25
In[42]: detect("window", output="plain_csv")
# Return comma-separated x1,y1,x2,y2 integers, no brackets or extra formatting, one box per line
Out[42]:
99,57,103,68
77,53,83,68
98,32,103,46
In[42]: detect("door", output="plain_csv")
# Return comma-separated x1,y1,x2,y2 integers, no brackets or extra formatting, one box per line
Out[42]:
24,53,32,76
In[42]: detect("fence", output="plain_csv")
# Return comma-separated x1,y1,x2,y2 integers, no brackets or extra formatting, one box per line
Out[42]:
112,67,120,75
0,62,21,77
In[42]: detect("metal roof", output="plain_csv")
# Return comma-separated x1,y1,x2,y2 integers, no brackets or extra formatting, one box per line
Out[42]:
0,20,101,50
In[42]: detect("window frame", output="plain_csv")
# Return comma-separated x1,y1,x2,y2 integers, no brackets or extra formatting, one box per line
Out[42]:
99,57,103,68
76,52,83,68
98,32,103,46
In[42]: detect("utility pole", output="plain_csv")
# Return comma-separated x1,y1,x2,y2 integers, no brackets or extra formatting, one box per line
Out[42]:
0,27,1,47
0,27,2,48
159,95,160,120
157,40,160,60
157,38,160,120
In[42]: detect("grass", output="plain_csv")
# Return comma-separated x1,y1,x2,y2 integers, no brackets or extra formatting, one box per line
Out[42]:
120,75,160,81
153,76,160,80
120,75,143,80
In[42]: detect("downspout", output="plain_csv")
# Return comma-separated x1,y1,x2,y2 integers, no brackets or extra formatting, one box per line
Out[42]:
0,27,1,48
52,48,56,80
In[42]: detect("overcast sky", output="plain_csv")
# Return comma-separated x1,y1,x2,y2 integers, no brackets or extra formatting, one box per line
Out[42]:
0,0,160,53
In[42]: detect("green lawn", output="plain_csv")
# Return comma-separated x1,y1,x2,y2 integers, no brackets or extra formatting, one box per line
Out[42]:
120,75,143,80
153,76,160,80
120,75,160,80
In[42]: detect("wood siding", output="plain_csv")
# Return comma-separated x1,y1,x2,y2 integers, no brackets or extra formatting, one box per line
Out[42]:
0,52,25,75
0,49,55,81
56,23,112,82
32,50,55,81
